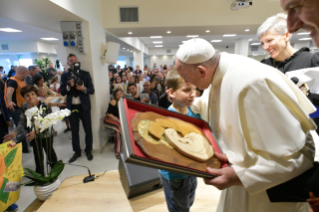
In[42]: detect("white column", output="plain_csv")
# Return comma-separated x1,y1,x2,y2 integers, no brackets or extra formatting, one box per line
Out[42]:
294,41,310,50
234,38,249,57
125,57,131,67
134,51,144,69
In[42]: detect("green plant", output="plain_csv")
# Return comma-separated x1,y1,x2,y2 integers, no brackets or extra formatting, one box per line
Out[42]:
34,58,51,83
23,160,65,186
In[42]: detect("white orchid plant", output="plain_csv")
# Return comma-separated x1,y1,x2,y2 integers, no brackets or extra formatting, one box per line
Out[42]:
23,106,71,183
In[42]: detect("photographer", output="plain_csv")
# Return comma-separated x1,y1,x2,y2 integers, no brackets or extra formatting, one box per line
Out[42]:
60,54,95,163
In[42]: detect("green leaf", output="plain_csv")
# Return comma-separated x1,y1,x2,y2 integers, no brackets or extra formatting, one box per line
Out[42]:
4,148,17,167
0,177,9,203
24,168,43,178
50,161,65,179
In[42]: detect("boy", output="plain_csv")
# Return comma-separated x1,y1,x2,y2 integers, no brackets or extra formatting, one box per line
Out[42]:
159,69,200,212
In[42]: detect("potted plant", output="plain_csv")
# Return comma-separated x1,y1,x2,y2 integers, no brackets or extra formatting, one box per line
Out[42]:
21,106,71,201
34,58,51,84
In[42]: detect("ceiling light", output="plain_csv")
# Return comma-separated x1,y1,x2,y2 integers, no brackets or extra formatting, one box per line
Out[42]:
211,40,222,42
41,38,59,41
251,43,261,45
0,28,22,32
167,31,171,34
123,48,125,49
150,36,162,38
297,32,311,35
186,35,199,38
248,39,253,41
182,41,187,43
127,49,130,51
153,41,163,44
206,30,210,33
155,45,163,47
299,38,312,40
223,34,236,37
245,29,250,32
128,32,132,34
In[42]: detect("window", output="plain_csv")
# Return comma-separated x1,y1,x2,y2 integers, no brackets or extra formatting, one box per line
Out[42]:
19,59,33,67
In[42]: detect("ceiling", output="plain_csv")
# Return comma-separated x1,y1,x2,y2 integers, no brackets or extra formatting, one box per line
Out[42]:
0,17,62,45
0,0,317,58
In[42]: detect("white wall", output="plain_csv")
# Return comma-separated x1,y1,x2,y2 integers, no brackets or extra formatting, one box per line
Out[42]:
0,41,38,53
50,0,110,151
37,42,57,54
150,55,175,68
120,37,149,54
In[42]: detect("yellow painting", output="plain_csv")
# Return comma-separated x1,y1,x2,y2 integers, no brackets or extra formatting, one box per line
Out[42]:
0,143,22,211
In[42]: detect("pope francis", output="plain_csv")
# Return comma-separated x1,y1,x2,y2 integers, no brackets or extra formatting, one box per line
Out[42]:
175,38,316,212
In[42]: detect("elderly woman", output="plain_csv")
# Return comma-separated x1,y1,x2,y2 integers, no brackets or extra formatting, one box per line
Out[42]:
3,85,58,176
258,13,319,73
33,74,57,96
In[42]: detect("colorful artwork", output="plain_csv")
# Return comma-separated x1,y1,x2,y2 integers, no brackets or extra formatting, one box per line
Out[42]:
0,143,22,210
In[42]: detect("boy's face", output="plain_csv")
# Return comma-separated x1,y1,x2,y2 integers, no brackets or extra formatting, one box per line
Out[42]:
169,82,196,107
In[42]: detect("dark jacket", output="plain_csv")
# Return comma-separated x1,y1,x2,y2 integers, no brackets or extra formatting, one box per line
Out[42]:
0,90,9,122
261,47,319,74
60,69,95,111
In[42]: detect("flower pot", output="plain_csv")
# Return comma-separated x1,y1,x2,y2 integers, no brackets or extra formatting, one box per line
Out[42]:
34,178,61,201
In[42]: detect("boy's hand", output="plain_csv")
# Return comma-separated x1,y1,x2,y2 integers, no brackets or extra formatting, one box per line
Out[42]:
3,132,17,143
7,141,16,148
26,131,35,141
6,121,11,128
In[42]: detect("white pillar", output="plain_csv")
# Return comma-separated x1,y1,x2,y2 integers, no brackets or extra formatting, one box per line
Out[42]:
134,51,144,69
125,57,131,67
234,38,249,57
294,41,310,50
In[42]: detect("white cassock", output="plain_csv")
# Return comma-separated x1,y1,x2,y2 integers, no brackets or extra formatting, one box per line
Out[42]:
192,53,317,212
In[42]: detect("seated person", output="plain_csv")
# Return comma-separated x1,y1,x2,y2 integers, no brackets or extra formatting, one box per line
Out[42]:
49,76,60,93
126,83,150,104
37,87,47,102
106,88,123,122
105,88,124,159
195,87,203,97
142,81,158,105
33,74,57,96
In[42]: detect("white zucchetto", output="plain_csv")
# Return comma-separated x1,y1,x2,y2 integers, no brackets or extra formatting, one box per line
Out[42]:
176,38,216,64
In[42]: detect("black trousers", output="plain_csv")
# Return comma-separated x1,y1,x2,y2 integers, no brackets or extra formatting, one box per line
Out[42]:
31,136,58,176
70,104,93,154
0,113,8,143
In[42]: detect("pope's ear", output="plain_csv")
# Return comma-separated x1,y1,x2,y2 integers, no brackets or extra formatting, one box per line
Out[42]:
196,66,207,78
167,88,175,100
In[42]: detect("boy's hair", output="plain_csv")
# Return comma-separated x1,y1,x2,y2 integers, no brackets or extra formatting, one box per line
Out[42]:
165,69,184,91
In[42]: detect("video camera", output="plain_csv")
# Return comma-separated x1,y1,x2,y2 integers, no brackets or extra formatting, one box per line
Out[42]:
67,62,84,97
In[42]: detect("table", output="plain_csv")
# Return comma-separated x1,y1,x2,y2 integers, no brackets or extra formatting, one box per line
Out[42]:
26,170,221,212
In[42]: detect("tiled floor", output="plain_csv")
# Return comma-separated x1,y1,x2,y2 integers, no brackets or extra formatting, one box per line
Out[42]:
16,110,120,211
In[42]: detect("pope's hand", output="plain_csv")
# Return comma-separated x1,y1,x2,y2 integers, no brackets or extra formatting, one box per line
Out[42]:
204,167,242,190
214,152,231,165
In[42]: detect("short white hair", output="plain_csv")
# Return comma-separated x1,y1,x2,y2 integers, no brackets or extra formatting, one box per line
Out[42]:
257,13,288,39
